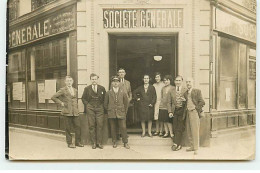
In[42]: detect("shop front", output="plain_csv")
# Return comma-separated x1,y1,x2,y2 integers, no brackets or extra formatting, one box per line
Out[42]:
8,1,78,133
209,0,256,135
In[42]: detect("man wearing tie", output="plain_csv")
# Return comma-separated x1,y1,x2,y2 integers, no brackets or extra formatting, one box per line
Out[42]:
82,73,106,149
183,77,205,155
51,76,84,148
115,68,132,139
168,75,187,151
118,68,132,104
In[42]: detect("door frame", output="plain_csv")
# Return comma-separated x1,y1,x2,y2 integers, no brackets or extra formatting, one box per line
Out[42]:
109,34,179,86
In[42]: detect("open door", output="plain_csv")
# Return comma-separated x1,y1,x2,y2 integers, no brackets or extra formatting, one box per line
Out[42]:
109,34,178,128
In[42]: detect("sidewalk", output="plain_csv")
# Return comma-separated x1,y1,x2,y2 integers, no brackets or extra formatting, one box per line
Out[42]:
7,127,255,160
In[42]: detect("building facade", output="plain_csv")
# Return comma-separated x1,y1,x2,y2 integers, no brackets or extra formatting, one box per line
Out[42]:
8,0,256,143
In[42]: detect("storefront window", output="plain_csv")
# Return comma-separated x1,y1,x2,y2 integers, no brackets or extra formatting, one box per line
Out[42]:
27,38,68,110
217,36,256,110
219,37,238,110
7,51,26,108
238,44,247,108
248,49,256,109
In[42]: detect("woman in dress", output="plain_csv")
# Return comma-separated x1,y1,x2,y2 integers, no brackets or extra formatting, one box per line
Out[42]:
133,74,157,137
152,72,165,136
158,75,175,138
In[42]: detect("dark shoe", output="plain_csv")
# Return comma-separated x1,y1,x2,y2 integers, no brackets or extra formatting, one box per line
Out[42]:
186,147,194,152
159,132,163,137
92,143,97,149
162,133,169,138
97,144,103,149
113,142,117,148
170,134,174,139
76,143,84,147
175,145,182,151
153,132,159,136
124,143,130,149
171,143,178,151
68,144,76,148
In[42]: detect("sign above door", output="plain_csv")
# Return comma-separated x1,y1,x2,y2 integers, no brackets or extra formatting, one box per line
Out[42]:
103,9,183,29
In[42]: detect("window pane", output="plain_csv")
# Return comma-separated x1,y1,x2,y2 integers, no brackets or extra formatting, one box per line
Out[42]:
219,37,238,110
238,44,247,108
248,57,256,108
28,38,67,110
8,51,26,109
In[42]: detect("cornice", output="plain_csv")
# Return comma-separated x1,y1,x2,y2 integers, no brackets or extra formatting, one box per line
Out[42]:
210,0,256,21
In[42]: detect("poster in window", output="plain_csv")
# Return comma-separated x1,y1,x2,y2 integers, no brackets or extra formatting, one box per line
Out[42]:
12,82,23,101
21,83,26,102
249,61,256,79
44,80,56,100
38,82,45,103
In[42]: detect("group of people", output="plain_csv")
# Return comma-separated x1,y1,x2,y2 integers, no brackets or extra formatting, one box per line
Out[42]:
51,68,205,155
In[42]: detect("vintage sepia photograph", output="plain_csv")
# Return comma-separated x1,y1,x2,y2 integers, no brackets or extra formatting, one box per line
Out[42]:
6,0,256,160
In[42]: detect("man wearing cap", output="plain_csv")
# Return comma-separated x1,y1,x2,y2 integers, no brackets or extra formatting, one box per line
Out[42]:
104,76,130,149
82,73,106,149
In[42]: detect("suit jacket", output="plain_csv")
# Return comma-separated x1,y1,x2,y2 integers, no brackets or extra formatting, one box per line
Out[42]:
104,88,129,119
183,88,205,119
110,79,132,102
167,86,187,113
51,86,79,116
81,85,106,113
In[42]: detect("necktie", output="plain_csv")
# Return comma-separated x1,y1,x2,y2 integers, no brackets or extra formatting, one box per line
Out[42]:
93,85,97,93
69,87,73,96
177,87,179,91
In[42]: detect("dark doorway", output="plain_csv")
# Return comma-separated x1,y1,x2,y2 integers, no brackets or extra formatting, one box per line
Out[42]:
109,35,178,128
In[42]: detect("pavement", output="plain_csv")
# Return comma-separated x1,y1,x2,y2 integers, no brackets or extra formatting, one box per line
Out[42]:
7,127,255,161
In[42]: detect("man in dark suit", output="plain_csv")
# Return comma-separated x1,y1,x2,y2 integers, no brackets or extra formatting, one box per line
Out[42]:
183,77,205,155
104,76,130,149
51,76,84,148
81,73,106,149
167,75,187,151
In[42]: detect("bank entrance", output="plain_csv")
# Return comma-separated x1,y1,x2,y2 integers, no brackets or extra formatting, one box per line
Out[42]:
109,35,178,129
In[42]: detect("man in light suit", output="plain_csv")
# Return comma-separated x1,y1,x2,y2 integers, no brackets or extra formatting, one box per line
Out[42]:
168,75,187,151
104,76,130,149
81,73,106,149
51,76,84,148
183,77,205,155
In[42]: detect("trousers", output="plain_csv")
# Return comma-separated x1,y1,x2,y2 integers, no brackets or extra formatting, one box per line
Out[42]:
172,107,185,146
109,118,128,143
186,109,200,150
64,116,81,145
87,104,104,144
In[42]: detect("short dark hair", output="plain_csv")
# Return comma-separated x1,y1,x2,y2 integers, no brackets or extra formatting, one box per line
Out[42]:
154,72,162,79
65,75,73,81
90,73,99,79
163,75,173,83
175,75,183,81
